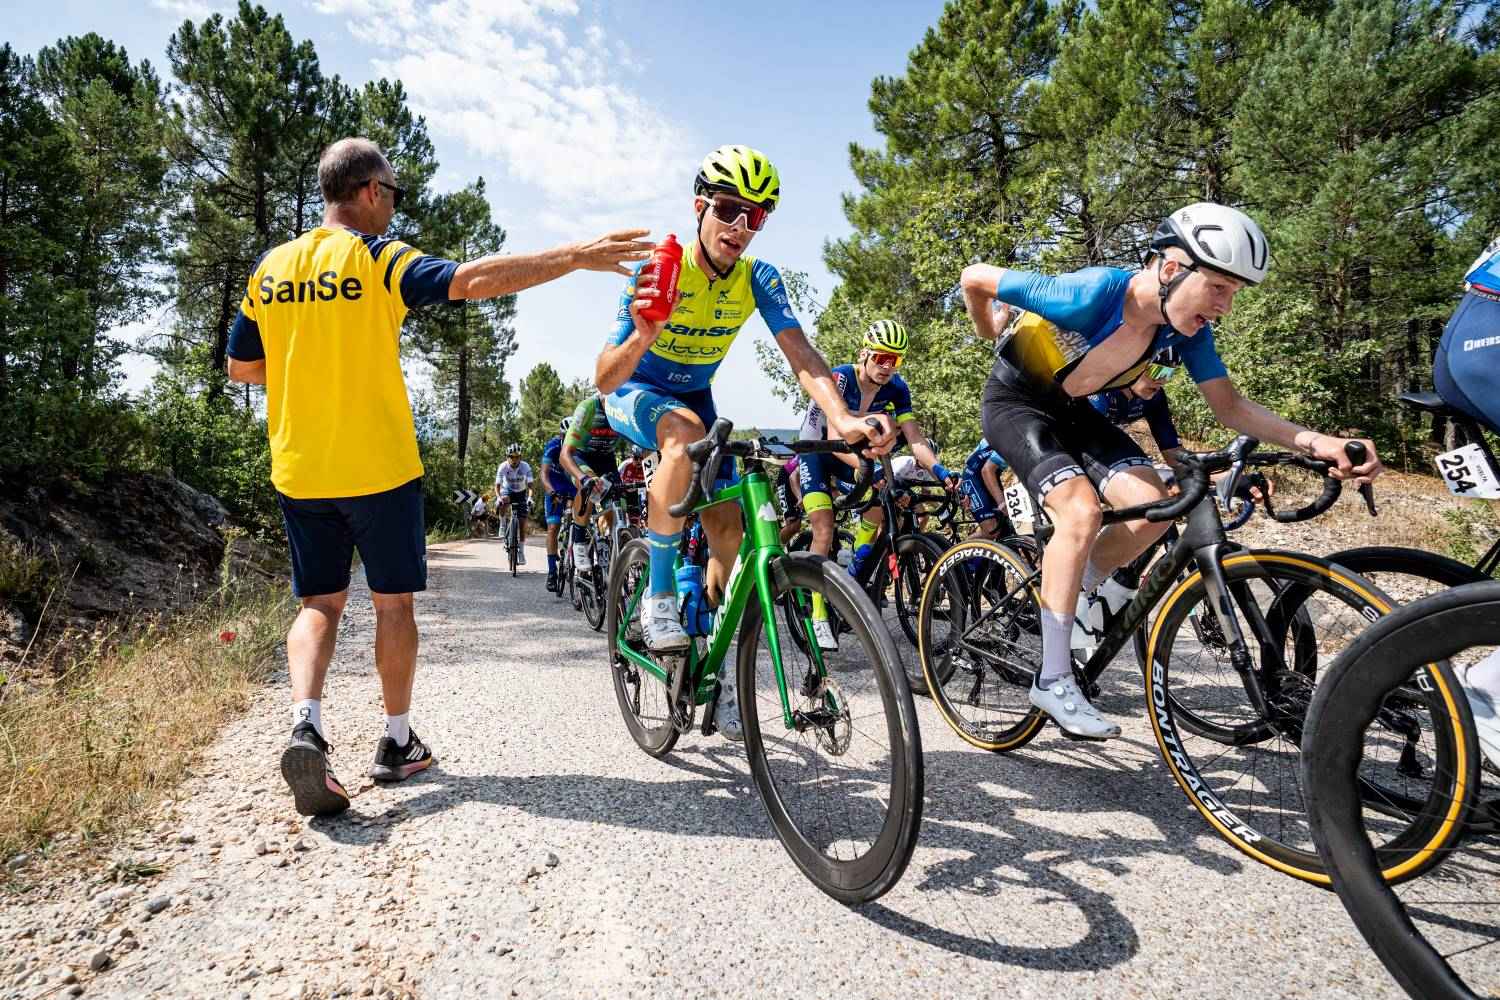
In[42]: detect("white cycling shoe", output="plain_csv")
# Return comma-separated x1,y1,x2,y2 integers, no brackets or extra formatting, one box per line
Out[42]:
642,595,690,653
811,618,838,652
715,677,743,742
572,542,592,570
1030,674,1121,740
1465,684,1500,774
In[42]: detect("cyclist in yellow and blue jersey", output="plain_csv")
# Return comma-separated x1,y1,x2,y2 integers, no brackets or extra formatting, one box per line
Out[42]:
960,202,1383,740
227,137,653,817
797,319,957,650
596,145,896,737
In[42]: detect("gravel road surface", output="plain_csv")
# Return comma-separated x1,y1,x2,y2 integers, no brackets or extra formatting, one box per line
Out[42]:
1,536,1451,999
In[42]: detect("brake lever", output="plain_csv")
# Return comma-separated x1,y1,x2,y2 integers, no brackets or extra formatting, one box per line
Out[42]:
1345,441,1377,516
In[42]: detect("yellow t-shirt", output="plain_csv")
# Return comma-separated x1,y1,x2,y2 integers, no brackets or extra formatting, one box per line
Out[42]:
228,227,458,499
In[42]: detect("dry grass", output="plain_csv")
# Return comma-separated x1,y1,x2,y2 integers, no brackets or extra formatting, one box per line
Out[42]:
0,570,295,862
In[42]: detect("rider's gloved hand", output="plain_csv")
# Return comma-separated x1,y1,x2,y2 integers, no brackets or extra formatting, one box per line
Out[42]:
932,463,957,490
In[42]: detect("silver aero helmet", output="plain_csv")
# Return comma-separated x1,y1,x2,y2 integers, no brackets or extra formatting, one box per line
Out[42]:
1151,202,1270,286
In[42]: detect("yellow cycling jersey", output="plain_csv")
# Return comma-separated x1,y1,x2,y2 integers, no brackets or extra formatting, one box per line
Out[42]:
1004,311,1153,393
608,242,800,392
227,226,458,499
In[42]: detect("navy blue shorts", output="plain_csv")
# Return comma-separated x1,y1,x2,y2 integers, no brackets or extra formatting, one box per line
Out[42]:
1435,291,1500,436
277,477,427,597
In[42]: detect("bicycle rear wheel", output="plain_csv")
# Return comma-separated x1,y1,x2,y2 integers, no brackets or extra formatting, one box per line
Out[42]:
605,538,678,757
1305,582,1494,999
581,532,607,631
916,539,1047,752
739,552,923,904
1146,550,1465,884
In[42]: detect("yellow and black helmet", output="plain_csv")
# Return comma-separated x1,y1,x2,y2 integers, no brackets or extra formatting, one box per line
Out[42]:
862,319,909,355
694,145,781,210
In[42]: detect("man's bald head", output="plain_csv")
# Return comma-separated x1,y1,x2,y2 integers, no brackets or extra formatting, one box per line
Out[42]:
319,138,391,205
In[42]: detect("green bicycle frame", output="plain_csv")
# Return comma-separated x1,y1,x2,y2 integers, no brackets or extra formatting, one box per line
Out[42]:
613,465,822,729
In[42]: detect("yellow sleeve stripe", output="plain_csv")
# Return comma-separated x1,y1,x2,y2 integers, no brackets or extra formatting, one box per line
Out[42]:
896,412,917,424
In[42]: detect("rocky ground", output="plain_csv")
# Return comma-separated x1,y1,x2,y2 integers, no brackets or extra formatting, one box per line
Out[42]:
1,534,1491,999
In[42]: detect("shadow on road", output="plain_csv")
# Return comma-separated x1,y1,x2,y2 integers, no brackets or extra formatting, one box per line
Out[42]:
357,539,1257,972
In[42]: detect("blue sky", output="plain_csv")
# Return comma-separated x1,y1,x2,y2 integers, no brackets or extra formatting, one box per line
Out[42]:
4,0,948,427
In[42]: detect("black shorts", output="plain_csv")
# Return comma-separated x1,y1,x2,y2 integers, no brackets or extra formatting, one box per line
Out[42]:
277,477,426,598
981,361,1151,502
501,490,531,517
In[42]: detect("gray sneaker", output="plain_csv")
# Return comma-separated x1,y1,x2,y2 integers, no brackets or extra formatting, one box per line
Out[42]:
716,675,743,742
1030,674,1120,740
643,595,689,652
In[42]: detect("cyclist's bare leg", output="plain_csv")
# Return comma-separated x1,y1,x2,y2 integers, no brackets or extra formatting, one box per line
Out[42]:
545,520,560,558
288,591,347,703
808,506,835,556
1039,474,1100,624
645,409,704,541
701,502,742,604
1087,466,1172,574
779,517,802,545
517,496,529,545
371,591,417,717
969,516,999,541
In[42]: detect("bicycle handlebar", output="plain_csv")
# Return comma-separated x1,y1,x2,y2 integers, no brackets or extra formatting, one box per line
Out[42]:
667,418,884,517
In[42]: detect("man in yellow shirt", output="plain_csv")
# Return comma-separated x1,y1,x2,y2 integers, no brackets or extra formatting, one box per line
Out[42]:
227,137,649,816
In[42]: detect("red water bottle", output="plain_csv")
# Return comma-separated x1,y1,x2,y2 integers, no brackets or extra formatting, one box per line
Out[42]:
637,234,682,324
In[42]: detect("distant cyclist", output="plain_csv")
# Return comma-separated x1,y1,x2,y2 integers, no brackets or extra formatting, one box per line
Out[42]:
957,437,1012,541
961,201,1382,739
494,444,534,563
1087,347,1187,465
540,419,576,592
798,320,954,650
596,145,895,739
560,393,624,573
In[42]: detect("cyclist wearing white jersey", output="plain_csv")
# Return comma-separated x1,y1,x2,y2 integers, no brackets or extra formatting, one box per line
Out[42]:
494,445,534,562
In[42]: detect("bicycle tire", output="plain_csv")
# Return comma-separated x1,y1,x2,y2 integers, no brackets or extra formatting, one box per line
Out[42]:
1304,583,1494,999
739,551,923,904
507,515,518,576
582,532,607,631
1145,550,1462,884
917,539,1048,752
605,538,679,758
891,532,948,690
1328,545,1490,601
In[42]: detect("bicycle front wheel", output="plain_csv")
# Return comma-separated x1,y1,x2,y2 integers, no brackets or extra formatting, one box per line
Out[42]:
1305,582,1493,999
1145,550,1463,884
581,534,607,631
739,552,923,904
916,539,1047,752
605,538,678,758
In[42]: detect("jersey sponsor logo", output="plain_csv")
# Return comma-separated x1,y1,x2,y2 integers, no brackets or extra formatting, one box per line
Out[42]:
258,270,363,304
653,335,728,361
662,322,737,338
1462,335,1500,351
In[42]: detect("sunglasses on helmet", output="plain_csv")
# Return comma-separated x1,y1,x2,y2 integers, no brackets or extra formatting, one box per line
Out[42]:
705,194,769,232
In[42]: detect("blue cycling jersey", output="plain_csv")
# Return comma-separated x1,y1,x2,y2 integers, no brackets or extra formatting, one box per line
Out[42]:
799,364,916,440
1088,388,1181,451
607,245,800,394
540,436,572,494
962,438,1009,479
994,266,1228,391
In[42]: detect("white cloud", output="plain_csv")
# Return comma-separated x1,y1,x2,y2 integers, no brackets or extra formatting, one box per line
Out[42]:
317,0,694,233
150,0,226,20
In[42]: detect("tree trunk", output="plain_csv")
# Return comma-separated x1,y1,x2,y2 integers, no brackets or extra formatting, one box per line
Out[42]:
207,269,234,399
456,305,471,482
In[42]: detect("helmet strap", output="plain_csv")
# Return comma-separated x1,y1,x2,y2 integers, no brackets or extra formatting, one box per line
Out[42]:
1155,257,1197,326
694,205,735,282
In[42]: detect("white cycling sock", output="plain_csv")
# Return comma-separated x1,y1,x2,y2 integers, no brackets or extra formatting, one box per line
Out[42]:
1467,648,1500,700
1038,609,1075,685
1080,557,1109,596
385,712,410,747
292,699,322,738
